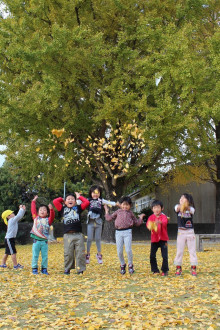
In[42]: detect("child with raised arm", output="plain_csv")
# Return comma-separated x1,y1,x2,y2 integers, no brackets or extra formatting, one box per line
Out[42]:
146,200,169,276
86,185,118,265
174,193,198,276
53,192,89,275
104,196,145,274
30,195,55,275
0,205,26,269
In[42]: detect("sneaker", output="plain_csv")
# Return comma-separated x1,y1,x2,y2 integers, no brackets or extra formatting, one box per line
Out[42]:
175,266,182,276
64,269,70,275
77,271,83,275
191,266,197,276
0,264,7,268
161,272,168,276
152,271,160,275
32,268,38,275
41,268,49,275
86,254,90,264
96,254,103,264
128,264,135,274
14,263,24,269
120,264,126,275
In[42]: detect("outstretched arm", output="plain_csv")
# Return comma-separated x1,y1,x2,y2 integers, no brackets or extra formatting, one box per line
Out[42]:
13,206,26,223
53,197,64,211
133,212,145,226
31,195,38,220
76,194,90,210
104,205,118,222
48,204,55,225
102,199,117,207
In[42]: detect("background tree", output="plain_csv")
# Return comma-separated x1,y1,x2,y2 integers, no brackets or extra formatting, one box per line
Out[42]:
0,0,219,237
0,165,24,218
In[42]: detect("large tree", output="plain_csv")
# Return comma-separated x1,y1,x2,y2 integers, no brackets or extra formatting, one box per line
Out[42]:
0,0,219,237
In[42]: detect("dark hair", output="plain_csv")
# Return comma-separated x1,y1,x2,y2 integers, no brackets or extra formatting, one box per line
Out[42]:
38,204,50,215
182,193,195,208
89,185,102,198
151,200,163,209
119,196,132,205
65,193,76,201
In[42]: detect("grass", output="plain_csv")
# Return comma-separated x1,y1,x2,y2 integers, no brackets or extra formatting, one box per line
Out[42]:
0,240,219,329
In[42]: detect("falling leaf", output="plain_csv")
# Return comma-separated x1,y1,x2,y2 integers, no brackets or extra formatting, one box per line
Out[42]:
52,128,65,138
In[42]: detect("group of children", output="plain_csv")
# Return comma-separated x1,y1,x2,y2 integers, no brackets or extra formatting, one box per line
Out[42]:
0,185,198,276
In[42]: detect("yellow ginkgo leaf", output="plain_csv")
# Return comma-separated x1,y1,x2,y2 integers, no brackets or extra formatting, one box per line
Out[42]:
52,128,65,138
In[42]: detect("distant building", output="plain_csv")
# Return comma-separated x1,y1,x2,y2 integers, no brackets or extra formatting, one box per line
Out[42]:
130,181,216,225
129,190,153,213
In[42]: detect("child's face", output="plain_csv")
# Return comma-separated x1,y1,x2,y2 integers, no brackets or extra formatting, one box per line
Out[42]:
65,195,76,208
7,213,15,220
38,206,48,218
91,190,100,199
152,205,162,216
121,202,131,211
180,195,189,206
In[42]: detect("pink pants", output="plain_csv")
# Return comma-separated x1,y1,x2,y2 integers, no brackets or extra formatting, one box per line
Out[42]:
174,229,198,266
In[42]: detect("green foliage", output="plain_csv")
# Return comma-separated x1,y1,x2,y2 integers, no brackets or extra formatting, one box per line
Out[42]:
0,231,6,243
0,0,219,203
0,165,25,217
64,180,90,197
139,208,153,222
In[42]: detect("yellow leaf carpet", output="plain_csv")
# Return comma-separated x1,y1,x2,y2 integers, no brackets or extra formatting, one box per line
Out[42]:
0,241,219,329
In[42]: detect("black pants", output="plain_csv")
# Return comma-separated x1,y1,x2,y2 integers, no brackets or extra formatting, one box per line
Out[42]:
150,240,169,273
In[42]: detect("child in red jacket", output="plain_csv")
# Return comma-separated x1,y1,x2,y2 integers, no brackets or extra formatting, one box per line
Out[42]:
146,200,169,276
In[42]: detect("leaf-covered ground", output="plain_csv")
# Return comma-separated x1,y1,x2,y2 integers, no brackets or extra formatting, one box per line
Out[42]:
0,241,219,329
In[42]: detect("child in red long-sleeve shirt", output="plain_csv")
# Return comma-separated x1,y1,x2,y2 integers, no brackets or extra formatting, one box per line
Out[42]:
30,195,55,275
147,200,169,276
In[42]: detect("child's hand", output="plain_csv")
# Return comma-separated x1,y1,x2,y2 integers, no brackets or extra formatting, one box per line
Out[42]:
104,204,109,214
180,201,188,213
48,204,53,209
33,195,38,201
147,221,158,232
75,192,80,199
175,204,181,212
20,205,26,210
116,201,120,207
139,213,145,222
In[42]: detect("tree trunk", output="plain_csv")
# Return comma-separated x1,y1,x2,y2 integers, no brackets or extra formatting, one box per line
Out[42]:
215,122,220,233
102,219,116,242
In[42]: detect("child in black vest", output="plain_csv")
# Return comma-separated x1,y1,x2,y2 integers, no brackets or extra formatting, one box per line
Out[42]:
86,185,118,265
53,192,89,275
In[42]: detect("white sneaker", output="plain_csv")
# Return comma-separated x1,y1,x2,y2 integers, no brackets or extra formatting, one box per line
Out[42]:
86,254,90,264
96,254,103,264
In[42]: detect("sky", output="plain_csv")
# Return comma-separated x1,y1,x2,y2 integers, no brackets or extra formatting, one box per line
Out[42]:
0,145,6,167
0,5,7,166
